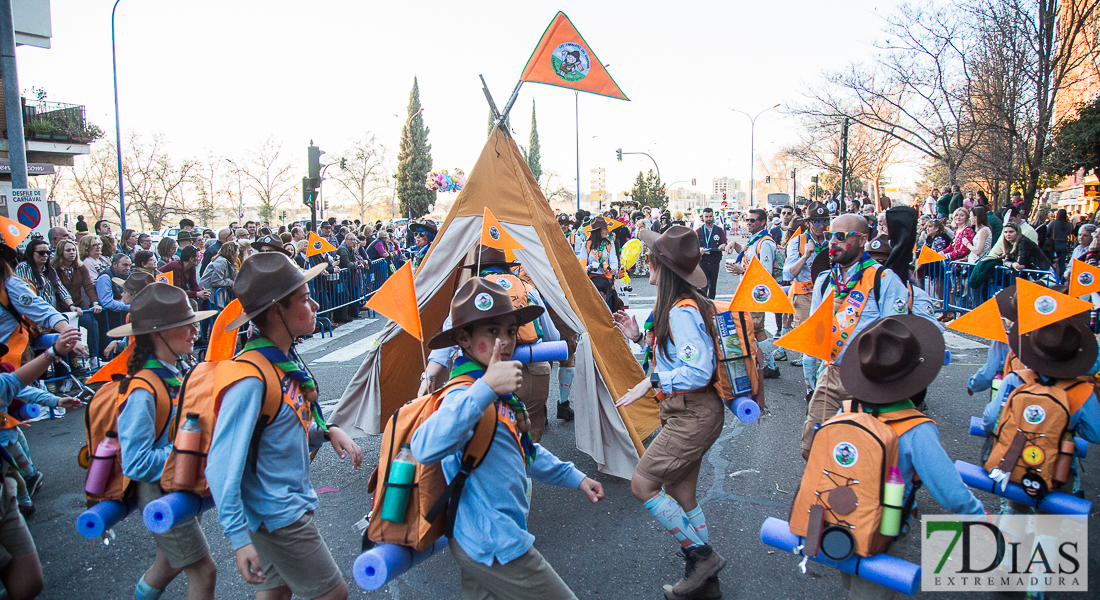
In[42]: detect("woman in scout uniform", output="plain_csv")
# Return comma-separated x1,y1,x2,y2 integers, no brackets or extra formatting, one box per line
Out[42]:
783,202,830,393
724,207,779,378
110,283,219,600
612,226,727,600
205,253,361,600
412,278,603,600
584,216,620,311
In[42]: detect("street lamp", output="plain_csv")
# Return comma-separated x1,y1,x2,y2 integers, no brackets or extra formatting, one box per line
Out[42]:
111,0,126,229
730,103,780,208
391,108,424,219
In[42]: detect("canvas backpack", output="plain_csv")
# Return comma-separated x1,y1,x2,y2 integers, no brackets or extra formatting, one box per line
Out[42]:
672,298,762,404
80,372,171,502
366,375,497,552
790,404,932,558
984,369,1092,495
484,274,540,345
158,349,284,496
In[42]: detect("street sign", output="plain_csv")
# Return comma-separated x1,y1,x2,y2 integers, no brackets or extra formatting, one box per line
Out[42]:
10,188,48,239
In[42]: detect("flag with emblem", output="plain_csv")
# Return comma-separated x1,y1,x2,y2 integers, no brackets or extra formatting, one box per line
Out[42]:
774,299,834,362
1068,258,1100,297
729,258,794,314
519,12,628,100
156,271,173,285
947,296,1008,344
206,299,244,361
481,207,524,251
1015,278,1092,335
306,232,337,257
365,261,423,341
0,216,31,248
915,245,948,266
88,344,134,383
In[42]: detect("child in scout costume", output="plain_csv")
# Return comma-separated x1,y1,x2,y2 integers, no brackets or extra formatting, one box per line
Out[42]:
813,316,985,600
613,226,727,600
724,207,779,378
966,286,1015,397
206,253,362,600
411,278,603,600
109,283,219,600
584,216,621,311
102,272,156,358
800,214,911,460
783,202,830,393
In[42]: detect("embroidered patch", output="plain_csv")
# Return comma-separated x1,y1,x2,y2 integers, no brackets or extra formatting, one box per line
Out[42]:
1022,445,1045,466
18,294,31,306
833,442,858,467
488,226,501,241
1078,272,1094,287
680,343,699,362
474,293,494,311
849,291,865,303
495,277,512,290
870,240,881,250
1023,404,1046,425
893,299,907,314
713,234,720,241
1033,295,1057,315
752,284,771,304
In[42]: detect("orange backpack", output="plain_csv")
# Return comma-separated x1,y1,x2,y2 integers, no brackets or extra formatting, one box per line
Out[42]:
81,372,171,502
790,405,932,558
483,274,540,345
673,298,761,402
984,369,1092,494
367,375,497,551
159,350,284,496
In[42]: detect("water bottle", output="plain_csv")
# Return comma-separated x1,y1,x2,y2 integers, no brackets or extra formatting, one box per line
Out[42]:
85,431,120,495
380,444,417,523
1054,432,1075,486
879,466,905,536
173,413,203,487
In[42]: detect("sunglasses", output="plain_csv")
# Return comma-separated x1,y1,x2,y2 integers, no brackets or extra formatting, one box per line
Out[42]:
34,250,51,256
744,218,760,223
830,231,864,242
809,219,829,226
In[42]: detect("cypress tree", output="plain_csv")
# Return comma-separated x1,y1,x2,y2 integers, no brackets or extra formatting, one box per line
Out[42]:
527,100,542,184
397,77,435,219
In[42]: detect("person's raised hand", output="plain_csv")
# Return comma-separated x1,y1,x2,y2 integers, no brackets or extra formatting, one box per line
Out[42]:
481,339,522,396
53,329,81,355
613,310,640,342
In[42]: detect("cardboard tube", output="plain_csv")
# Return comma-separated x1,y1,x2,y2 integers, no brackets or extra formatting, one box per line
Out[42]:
954,461,1091,515
142,492,215,534
759,517,920,596
510,341,568,364
353,537,448,591
76,497,137,539
968,417,1087,457
723,396,760,424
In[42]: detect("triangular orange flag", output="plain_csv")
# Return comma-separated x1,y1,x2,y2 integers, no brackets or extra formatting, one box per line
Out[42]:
916,246,948,266
775,300,834,362
1068,259,1100,297
205,299,244,362
87,343,134,384
729,258,795,314
947,296,1008,344
606,219,624,232
787,227,803,243
156,271,173,285
519,12,629,101
305,232,336,257
504,249,517,262
365,261,422,341
1015,278,1093,335
481,207,525,251
0,216,32,248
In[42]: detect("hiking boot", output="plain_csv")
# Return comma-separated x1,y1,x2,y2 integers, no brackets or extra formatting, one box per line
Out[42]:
663,577,721,599
24,472,43,497
557,402,574,422
771,348,788,362
762,366,780,379
672,545,726,596
18,502,35,519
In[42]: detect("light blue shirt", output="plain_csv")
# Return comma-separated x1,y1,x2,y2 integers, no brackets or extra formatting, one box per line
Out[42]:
116,360,180,483
653,304,716,393
0,277,67,345
0,373,25,412
909,285,944,330
969,340,1010,393
783,232,825,283
206,377,325,550
95,272,129,312
411,377,585,567
810,264,910,365
898,422,985,515
981,372,1100,443
426,286,560,368
14,385,61,409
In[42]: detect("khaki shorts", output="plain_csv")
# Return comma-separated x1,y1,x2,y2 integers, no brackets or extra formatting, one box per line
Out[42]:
135,482,210,569
249,511,343,598
801,365,854,458
518,362,551,443
791,292,812,327
635,389,724,485
449,538,577,600
0,479,35,569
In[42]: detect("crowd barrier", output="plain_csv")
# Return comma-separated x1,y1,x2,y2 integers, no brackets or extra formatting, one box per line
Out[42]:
917,259,1061,316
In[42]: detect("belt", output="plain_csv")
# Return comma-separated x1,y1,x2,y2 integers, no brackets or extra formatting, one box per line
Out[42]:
655,385,711,402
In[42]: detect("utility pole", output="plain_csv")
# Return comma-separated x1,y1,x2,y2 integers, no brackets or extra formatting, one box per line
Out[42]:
0,0,27,193
839,118,849,211
791,168,797,206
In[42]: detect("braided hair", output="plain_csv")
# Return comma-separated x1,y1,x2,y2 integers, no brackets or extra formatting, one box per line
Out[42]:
119,334,156,393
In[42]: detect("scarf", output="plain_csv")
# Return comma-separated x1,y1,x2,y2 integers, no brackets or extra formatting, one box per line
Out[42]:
737,229,770,263
829,253,877,301
241,335,326,431
141,359,182,399
451,356,536,467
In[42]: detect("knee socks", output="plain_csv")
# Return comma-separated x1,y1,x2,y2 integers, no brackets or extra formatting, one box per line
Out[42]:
802,355,821,395
685,505,708,544
644,492,704,548
2,440,35,479
758,339,777,370
558,367,575,405
134,576,164,600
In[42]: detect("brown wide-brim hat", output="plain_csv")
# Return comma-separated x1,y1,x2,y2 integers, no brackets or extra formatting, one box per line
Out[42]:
840,315,945,404
428,278,544,350
410,221,438,236
251,234,293,257
995,285,1017,322
226,252,327,330
0,242,16,264
638,226,707,289
867,233,891,260
111,272,155,297
1009,316,1097,379
588,216,610,232
107,283,217,337
460,246,520,272
804,201,830,221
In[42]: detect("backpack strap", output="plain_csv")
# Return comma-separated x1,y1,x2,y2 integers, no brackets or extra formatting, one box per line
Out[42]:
1059,378,1094,415
119,371,174,441
231,350,290,474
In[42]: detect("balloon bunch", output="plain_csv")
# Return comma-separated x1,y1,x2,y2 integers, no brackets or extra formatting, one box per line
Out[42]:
425,169,466,193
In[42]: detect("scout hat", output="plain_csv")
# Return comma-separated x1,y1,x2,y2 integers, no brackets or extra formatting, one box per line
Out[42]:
460,246,520,271
428,278,544,350
995,285,1017,322
107,283,217,338
251,234,292,257
226,252,327,330
804,201,829,222
111,271,155,297
175,230,195,242
638,225,707,289
409,220,438,239
866,233,891,260
840,315,945,404
0,242,16,264
588,216,610,232
1009,316,1097,379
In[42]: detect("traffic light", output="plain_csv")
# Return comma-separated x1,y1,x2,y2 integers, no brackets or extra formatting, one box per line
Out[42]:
616,149,622,161
722,191,727,200
324,200,330,210
691,178,696,186
281,210,287,221
766,176,771,184
302,177,319,206
811,176,819,184
308,144,324,179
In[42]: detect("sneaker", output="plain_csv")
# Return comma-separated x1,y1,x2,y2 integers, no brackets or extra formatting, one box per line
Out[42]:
557,402,574,422
762,366,780,379
663,577,721,599
24,472,43,497
672,545,727,596
771,348,788,362
790,357,803,367
18,502,35,518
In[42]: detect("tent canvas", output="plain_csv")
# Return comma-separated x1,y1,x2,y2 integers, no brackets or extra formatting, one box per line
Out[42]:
330,126,659,479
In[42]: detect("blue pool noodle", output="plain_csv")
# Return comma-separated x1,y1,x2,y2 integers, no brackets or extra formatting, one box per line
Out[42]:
954,461,1091,515
968,416,1087,457
510,341,568,364
15,403,41,421
723,396,760,424
142,492,215,534
759,517,920,596
353,537,449,591
76,497,138,539
32,334,58,350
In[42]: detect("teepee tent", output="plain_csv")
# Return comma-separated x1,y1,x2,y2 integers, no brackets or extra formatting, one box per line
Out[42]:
330,126,658,479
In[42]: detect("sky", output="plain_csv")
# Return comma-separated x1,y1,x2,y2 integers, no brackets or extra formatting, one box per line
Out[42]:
17,0,906,206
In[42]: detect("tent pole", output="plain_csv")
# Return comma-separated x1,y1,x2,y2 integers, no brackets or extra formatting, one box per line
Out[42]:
498,80,524,128
575,91,580,212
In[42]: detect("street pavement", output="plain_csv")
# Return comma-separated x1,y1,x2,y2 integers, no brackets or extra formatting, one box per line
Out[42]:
19,238,1100,599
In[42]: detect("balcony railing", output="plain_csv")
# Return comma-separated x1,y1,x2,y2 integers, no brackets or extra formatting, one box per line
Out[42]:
20,98,103,144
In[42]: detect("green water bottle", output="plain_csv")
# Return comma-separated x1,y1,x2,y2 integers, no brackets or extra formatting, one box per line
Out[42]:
879,466,905,536
380,444,417,523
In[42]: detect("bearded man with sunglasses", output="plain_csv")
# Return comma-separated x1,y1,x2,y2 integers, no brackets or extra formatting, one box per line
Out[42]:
799,214,911,459
725,208,780,378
